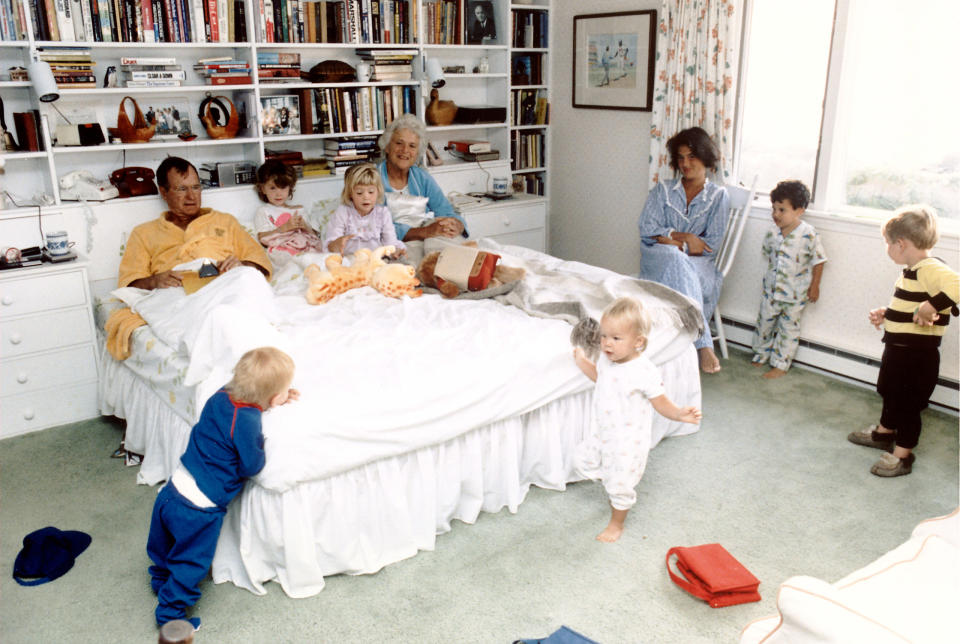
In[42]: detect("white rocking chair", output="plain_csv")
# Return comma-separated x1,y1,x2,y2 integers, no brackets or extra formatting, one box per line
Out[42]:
713,176,758,359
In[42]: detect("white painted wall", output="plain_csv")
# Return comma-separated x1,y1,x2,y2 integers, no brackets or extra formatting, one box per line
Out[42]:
550,0,658,276
549,1,959,386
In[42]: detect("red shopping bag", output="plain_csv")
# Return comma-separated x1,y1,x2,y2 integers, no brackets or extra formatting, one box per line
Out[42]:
666,544,761,607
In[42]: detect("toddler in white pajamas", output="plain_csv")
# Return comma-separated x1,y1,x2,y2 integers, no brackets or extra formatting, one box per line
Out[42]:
751,180,827,378
573,297,702,543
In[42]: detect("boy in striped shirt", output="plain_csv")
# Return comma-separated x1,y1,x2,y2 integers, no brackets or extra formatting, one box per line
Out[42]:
848,205,958,477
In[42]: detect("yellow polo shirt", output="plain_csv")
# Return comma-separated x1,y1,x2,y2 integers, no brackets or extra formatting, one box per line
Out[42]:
118,208,272,288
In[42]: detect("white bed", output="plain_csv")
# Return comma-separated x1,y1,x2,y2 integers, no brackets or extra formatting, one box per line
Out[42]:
97,241,701,598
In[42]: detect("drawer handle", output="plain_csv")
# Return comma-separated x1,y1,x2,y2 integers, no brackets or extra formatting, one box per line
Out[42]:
1,295,12,306
23,408,35,421
17,372,28,384
502,217,511,226
9,333,22,345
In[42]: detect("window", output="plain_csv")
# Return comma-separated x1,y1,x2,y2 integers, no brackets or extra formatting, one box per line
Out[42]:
736,0,960,220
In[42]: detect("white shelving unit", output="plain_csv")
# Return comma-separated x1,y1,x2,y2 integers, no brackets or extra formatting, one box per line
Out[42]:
1,1,550,217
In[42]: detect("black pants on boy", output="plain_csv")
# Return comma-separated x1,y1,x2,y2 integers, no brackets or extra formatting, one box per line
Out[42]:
877,344,939,450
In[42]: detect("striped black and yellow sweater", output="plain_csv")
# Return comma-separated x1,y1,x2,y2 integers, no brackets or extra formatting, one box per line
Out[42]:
883,257,960,348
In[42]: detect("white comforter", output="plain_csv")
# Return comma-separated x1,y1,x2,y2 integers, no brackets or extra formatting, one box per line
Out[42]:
111,244,697,493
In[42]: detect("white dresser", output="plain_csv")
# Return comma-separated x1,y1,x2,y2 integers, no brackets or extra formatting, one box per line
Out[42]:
0,259,100,438
461,193,548,252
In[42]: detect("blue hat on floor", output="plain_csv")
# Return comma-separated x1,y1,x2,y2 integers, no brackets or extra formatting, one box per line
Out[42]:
13,526,92,586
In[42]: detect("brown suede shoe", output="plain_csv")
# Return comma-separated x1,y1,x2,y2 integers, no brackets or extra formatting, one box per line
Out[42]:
847,425,896,452
870,452,915,477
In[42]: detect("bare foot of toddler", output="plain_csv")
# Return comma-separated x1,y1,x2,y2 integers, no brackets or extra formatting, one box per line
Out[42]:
763,368,787,379
596,522,624,543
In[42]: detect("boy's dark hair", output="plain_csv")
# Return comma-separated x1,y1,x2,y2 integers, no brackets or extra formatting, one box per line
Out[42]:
770,180,810,210
255,160,298,203
156,157,197,189
667,127,720,172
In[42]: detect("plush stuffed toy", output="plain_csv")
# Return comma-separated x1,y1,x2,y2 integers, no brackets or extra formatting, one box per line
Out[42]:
417,245,525,298
570,317,601,361
305,246,421,304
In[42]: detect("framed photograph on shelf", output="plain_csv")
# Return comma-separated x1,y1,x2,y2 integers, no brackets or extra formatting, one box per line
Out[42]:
145,97,193,138
466,1,497,45
572,10,657,111
260,95,301,136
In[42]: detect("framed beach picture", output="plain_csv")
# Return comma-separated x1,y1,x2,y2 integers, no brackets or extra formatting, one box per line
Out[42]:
260,95,300,136
572,10,657,111
146,97,193,138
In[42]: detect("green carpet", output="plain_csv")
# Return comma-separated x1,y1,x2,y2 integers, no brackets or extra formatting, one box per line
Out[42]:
1,351,956,643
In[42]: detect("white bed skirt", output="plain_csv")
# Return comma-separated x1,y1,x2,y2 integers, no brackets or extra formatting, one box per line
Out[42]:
99,343,700,597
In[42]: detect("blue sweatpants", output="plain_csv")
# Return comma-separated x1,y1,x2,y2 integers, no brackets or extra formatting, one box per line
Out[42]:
146,483,225,626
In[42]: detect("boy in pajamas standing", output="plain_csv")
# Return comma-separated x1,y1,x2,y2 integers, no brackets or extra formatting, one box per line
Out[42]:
751,180,827,378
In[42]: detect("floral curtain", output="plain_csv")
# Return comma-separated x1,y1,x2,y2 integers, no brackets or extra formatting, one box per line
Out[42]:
648,0,739,186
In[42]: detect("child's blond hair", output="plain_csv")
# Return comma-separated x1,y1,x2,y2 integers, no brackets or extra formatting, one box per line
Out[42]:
601,297,652,346
883,204,939,250
225,347,295,409
340,163,384,205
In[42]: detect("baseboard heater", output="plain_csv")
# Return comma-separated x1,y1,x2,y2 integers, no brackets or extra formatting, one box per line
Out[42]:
720,318,959,413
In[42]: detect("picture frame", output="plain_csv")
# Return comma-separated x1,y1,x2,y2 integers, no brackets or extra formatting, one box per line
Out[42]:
572,10,657,111
144,97,193,139
466,1,497,45
260,95,301,136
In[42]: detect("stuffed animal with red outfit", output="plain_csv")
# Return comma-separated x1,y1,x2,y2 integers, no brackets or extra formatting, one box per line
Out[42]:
416,245,525,298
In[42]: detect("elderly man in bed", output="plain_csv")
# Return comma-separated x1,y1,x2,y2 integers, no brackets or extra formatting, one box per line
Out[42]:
118,156,272,290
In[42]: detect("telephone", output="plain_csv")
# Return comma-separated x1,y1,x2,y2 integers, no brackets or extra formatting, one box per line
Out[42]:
59,170,120,202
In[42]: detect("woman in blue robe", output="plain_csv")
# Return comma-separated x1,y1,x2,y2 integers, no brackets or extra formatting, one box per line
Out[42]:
638,127,730,373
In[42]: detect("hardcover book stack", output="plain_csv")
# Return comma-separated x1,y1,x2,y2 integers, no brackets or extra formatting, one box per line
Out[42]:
510,89,549,126
257,51,300,83
510,130,543,171
38,47,95,88
27,0,247,43
257,0,412,44
302,157,332,177
446,138,499,162
121,56,184,87
356,48,414,81
193,56,252,85
323,136,378,174
511,8,548,48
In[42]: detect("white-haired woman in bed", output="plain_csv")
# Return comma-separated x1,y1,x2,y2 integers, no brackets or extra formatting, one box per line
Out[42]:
638,127,731,374
377,114,468,244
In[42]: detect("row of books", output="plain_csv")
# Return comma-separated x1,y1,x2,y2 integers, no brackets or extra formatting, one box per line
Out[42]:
37,46,96,87
309,84,415,135
510,130,543,171
264,147,334,177
512,8,547,49
424,0,458,45
511,52,544,85
510,89,548,127
514,171,544,197
27,0,246,43
1,0,27,40
258,0,412,44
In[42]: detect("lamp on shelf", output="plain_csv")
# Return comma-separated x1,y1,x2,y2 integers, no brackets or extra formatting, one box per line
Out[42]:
27,55,60,104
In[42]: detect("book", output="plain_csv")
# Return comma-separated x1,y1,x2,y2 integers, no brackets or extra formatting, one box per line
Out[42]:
13,112,40,152
207,74,251,85
118,56,176,65
124,79,182,87
256,51,300,64
447,139,491,154
120,69,186,79
448,148,500,163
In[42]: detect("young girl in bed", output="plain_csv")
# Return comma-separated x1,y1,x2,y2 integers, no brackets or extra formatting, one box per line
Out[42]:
323,162,406,258
147,347,299,630
253,160,325,256
573,297,702,543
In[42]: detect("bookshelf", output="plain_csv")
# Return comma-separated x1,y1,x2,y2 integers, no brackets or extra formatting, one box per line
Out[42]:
0,0,551,242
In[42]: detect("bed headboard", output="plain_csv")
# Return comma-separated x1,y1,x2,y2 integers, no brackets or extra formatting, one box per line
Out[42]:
0,179,345,298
